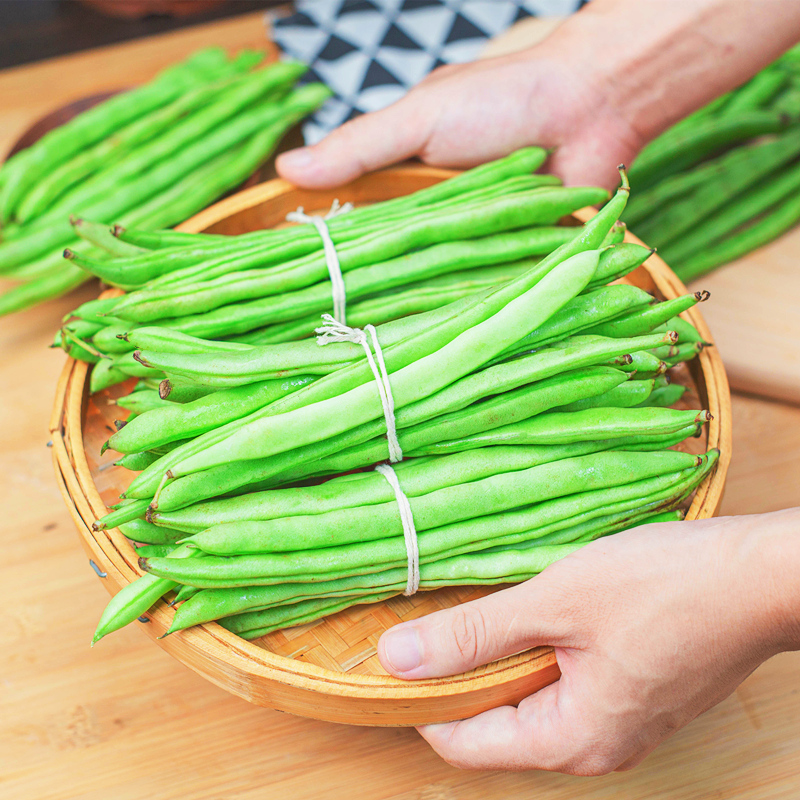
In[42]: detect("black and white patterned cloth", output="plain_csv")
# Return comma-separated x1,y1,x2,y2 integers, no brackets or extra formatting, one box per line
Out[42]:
269,0,586,144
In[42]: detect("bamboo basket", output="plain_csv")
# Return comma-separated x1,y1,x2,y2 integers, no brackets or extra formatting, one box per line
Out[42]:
51,166,732,726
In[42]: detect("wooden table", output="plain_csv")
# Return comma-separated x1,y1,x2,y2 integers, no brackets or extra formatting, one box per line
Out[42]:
2,12,800,800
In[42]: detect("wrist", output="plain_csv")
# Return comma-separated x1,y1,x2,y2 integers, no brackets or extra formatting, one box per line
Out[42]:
531,0,800,149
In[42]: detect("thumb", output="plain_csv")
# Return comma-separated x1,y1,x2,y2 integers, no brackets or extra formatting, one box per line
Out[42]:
276,99,432,189
377,576,573,680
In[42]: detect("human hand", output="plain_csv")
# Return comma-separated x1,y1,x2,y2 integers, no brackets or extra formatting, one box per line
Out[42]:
377,510,800,774
276,49,642,191
277,0,800,192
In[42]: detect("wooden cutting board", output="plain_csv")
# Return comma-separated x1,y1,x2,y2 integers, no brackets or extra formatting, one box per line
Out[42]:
483,18,800,405
687,228,800,405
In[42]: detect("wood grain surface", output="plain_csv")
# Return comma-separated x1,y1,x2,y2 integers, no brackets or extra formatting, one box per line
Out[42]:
2,11,800,800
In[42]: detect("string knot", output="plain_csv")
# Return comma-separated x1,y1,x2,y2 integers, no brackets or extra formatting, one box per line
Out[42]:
316,315,403,463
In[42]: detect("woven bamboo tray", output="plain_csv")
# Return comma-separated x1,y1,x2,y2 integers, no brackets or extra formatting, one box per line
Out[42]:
51,166,732,726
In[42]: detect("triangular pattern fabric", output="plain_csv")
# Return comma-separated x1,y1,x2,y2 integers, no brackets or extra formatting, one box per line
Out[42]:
361,59,405,90
446,11,492,42
317,34,360,61
334,11,392,50
376,46,436,86
459,0,518,33
270,0,587,145
394,6,457,52
380,22,422,49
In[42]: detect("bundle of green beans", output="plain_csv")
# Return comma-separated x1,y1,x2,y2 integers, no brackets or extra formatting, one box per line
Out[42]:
56,147,630,392
0,47,331,315
85,162,719,644
626,43,800,282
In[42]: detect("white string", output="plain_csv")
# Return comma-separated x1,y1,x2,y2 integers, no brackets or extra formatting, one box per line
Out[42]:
375,463,420,596
286,199,353,324
316,314,403,463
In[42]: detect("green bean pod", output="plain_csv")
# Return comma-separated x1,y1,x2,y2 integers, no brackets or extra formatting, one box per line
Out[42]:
167,450,704,559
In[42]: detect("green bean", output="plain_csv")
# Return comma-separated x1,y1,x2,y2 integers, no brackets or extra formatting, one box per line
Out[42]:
110,149,547,252
114,227,228,249
92,543,202,643
632,130,800,249
135,544,174,559
109,187,607,322
495,282,653,360
107,451,714,640
414,415,702,458
226,592,401,639
111,113,301,233
122,327,253,355
133,258,564,388
662,156,800,267
108,351,162,380
0,47,230,224
100,173,559,290
70,217,146,257
724,66,789,114
107,375,317,454
628,111,789,191
584,292,707,337
167,450,703,559
636,381,688,407
0,259,88,317
163,251,602,477
14,62,262,224
625,163,717,229
175,489,695,632
136,256,634,390
89,359,128,394
241,404,705,498
119,519,186,545
661,316,708,344
60,336,101,364
121,175,631,499
128,331,671,506
110,227,579,324
115,451,162,471
90,324,139,355
664,341,705,366
39,63,308,228
93,498,151,530
67,296,119,322
232,263,530,345
555,377,655,411
152,440,626,533
611,349,667,376
772,87,800,114
114,390,171,414
0,84,330,275
675,187,800,282
584,242,653,289
151,364,624,511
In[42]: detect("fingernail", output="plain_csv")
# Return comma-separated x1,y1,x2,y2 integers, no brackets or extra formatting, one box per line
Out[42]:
280,147,314,169
382,625,423,674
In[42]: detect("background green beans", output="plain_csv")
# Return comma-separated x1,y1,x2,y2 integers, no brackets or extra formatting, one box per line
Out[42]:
625,43,800,281
0,50,331,315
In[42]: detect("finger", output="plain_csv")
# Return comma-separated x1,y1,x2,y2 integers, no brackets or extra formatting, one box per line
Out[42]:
416,680,574,772
418,679,623,775
377,576,574,680
276,98,433,189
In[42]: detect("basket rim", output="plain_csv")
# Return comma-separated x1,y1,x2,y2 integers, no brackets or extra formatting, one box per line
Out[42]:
52,165,732,720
